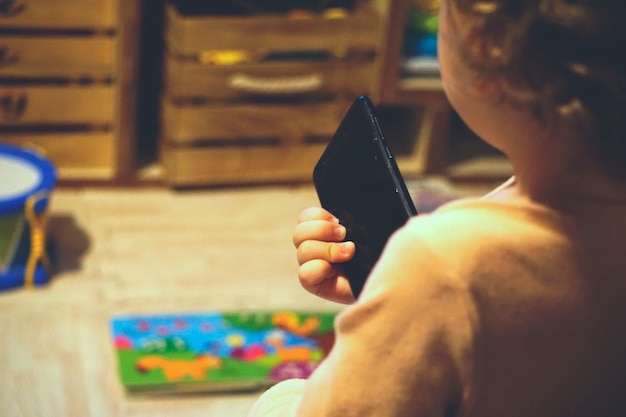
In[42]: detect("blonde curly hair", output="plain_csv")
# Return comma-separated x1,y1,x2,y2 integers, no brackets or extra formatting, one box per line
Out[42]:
452,0,626,177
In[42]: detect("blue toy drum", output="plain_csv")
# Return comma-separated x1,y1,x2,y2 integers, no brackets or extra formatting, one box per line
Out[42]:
0,143,57,291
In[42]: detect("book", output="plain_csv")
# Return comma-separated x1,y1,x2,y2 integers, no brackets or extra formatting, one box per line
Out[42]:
110,310,337,394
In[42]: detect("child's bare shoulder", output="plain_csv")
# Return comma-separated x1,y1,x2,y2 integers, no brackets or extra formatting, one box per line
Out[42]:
407,197,556,237
392,196,566,269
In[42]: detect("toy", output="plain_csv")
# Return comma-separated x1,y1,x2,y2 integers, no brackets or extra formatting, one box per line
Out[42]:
198,50,252,65
0,143,56,291
111,311,338,393
404,32,438,58
408,8,439,35
404,0,440,60
322,7,349,19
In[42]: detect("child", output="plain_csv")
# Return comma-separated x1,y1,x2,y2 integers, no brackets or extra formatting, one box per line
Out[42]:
249,0,626,415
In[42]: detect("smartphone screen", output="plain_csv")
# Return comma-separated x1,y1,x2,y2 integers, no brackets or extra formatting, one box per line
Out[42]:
313,96,418,298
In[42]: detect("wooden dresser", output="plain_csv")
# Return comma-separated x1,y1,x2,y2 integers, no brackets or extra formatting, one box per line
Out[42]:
0,0,141,182
159,1,383,186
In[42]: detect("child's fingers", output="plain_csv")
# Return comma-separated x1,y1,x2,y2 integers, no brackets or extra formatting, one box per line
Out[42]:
296,240,355,266
293,220,346,248
298,259,337,286
297,206,338,224
298,259,355,304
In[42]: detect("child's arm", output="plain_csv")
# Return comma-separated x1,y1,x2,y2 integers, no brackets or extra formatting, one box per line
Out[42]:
251,221,476,417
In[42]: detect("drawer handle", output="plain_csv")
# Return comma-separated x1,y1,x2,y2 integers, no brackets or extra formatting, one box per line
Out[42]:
0,0,27,17
228,73,323,95
0,46,19,67
0,92,28,122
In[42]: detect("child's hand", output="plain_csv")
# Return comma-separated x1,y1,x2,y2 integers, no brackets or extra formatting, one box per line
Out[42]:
293,207,356,304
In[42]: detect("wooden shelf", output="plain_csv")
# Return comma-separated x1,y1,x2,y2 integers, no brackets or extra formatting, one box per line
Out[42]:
377,0,446,106
372,0,451,176
0,0,142,184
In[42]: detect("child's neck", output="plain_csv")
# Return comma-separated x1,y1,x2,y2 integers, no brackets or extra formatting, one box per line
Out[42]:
508,129,626,208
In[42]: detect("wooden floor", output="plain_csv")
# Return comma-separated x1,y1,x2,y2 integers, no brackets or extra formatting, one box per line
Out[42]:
0,179,494,416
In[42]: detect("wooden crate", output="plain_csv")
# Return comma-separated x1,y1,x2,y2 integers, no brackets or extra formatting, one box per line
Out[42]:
0,36,116,79
162,143,328,186
0,0,141,182
162,100,347,143
1,132,116,180
161,99,349,186
163,57,376,101
160,0,383,186
0,0,118,30
163,2,380,56
0,86,115,124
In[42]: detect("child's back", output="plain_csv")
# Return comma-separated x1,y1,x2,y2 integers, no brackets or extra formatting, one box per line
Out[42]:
391,189,626,415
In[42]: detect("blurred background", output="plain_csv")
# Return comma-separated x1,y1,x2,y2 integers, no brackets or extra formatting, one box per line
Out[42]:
0,1,511,416
0,0,511,187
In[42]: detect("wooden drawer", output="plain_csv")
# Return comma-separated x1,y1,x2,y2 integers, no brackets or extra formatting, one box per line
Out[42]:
159,1,383,186
163,56,375,100
162,100,346,144
165,2,380,56
0,36,116,78
160,98,351,186
0,0,118,30
162,143,326,186
0,86,115,125
0,132,115,179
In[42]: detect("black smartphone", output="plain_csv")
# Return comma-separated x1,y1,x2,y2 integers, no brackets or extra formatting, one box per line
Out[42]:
313,96,418,298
